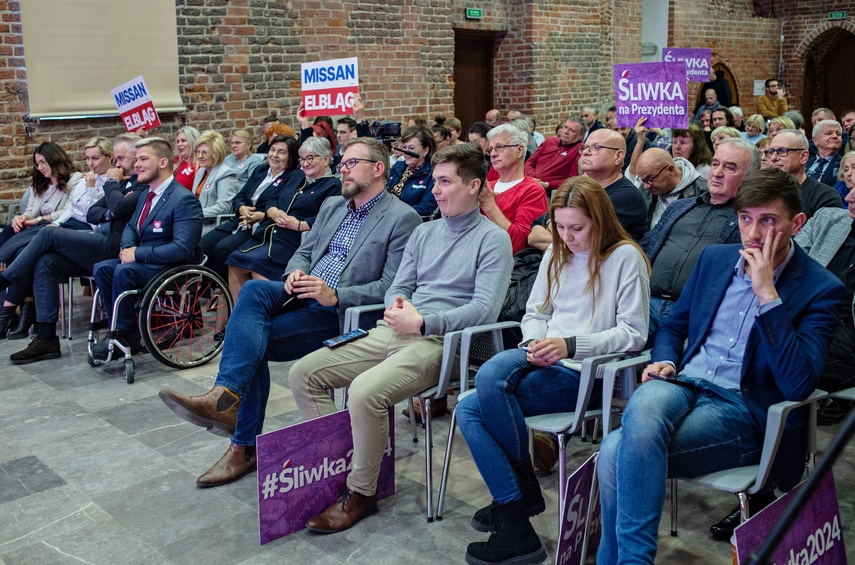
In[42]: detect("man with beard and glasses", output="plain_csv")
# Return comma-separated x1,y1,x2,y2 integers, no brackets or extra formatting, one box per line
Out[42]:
157,137,421,489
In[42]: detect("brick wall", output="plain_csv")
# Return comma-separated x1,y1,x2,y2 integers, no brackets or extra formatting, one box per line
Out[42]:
755,1,855,118
1,0,811,201
669,0,780,116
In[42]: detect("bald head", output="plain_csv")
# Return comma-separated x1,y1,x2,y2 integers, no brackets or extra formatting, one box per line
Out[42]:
705,89,717,106
637,148,682,195
579,128,626,182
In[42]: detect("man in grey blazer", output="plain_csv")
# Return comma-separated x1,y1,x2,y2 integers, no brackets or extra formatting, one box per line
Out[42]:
158,138,422,488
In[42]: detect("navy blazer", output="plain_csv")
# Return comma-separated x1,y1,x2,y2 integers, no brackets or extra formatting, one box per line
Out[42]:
386,160,437,217
212,165,293,234
653,243,846,490
121,179,203,265
806,153,842,187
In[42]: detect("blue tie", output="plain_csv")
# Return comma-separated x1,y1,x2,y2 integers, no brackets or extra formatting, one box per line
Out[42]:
808,157,828,181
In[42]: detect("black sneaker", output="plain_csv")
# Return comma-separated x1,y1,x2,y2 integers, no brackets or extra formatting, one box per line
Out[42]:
10,336,61,365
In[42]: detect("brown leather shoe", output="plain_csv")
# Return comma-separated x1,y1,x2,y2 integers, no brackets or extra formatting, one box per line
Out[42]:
401,395,448,421
196,443,256,488
158,385,240,437
532,431,559,473
305,489,378,534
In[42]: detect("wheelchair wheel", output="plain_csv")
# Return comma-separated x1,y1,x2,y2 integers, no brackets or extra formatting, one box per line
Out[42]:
138,266,233,370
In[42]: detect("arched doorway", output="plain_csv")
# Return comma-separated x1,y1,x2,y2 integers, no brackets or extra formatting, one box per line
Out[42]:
693,63,739,112
800,27,855,120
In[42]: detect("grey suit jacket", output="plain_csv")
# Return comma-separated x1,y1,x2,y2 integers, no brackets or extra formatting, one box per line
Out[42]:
193,164,240,229
284,190,422,329
794,207,852,267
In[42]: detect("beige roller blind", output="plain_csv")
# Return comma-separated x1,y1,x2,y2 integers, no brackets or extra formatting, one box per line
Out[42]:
20,0,185,119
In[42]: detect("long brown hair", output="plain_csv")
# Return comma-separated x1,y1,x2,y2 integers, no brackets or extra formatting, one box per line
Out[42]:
542,176,650,312
31,142,78,196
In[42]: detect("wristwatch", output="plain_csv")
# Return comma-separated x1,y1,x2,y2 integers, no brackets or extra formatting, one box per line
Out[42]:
36,216,43,222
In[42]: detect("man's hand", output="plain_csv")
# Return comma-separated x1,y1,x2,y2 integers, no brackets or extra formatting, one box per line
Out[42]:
106,167,126,182
383,296,423,335
284,269,305,294
479,183,498,211
353,93,365,122
739,228,782,304
120,246,137,264
777,87,787,100
533,178,549,190
634,116,648,138
291,275,337,306
641,361,677,383
525,338,568,367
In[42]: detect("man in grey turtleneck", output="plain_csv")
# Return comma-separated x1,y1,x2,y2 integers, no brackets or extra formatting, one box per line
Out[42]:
290,142,514,534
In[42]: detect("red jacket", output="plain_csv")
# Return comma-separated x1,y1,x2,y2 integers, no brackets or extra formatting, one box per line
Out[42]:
486,176,548,254
523,137,581,191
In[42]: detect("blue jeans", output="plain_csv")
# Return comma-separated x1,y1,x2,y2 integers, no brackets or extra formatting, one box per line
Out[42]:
645,296,674,349
597,377,763,564
456,348,594,505
213,280,340,445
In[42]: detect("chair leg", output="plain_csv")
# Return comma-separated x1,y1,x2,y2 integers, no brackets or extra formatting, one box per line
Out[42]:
436,406,459,520
59,283,66,339
424,397,434,522
670,478,678,536
528,428,534,462
591,417,600,445
558,432,568,516
408,398,418,443
738,491,749,523
67,278,74,340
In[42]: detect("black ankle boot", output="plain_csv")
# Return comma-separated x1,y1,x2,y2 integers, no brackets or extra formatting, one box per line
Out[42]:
466,498,546,565
0,304,18,339
472,457,545,532
7,302,36,340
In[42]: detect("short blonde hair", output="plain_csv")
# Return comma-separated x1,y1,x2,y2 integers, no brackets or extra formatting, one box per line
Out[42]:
83,136,113,158
232,129,253,147
745,114,766,132
711,126,741,140
194,130,228,165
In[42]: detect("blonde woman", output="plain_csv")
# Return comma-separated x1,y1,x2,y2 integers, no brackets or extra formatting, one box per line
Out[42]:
192,130,240,233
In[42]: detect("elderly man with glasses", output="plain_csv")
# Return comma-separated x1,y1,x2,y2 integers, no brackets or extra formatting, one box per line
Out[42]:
765,129,842,218
158,137,422,489
635,147,707,229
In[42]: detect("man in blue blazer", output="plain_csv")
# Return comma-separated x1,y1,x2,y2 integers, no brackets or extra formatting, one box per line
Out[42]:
597,168,846,564
91,137,203,358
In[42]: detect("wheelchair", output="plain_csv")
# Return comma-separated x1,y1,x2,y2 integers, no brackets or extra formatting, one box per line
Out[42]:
87,261,233,384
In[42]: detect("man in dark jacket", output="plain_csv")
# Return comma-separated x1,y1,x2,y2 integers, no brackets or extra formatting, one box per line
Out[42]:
2,134,146,364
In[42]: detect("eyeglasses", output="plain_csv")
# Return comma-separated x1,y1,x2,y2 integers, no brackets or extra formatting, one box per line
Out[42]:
580,143,621,155
641,164,670,186
298,154,322,165
488,144,522,154
195,150,210,157
762,147,806,158
337,158,379,173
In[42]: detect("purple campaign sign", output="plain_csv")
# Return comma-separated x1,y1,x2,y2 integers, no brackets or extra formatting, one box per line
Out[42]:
663,47,713,82
256,408,395,545
614,61,689,130
734,470,846,564
555,453,599,565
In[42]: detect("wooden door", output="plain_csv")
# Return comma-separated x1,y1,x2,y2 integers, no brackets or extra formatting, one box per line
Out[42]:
821,34,855,119
454,32,494,133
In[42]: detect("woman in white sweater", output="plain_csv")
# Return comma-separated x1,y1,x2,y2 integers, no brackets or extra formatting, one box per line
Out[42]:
456,176,650,565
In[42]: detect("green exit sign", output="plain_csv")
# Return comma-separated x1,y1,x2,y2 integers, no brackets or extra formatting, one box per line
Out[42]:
466,7,483,20
828,11,846,20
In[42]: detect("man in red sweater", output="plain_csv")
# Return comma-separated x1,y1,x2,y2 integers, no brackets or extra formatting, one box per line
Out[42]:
524,116,586,194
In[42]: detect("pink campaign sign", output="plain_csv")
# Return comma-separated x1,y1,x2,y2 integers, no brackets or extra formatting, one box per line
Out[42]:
663,47,713,82
734,470,846,564
256,408,395,545
614,61,689,129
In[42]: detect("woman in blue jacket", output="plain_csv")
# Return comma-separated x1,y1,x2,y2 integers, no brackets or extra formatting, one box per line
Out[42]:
386,126,437,217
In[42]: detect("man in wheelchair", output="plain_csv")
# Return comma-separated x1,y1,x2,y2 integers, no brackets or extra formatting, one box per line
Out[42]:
91,137,203,359
596,169,846,564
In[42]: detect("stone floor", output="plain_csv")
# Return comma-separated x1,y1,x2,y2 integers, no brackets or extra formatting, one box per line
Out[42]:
0,289,853,564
